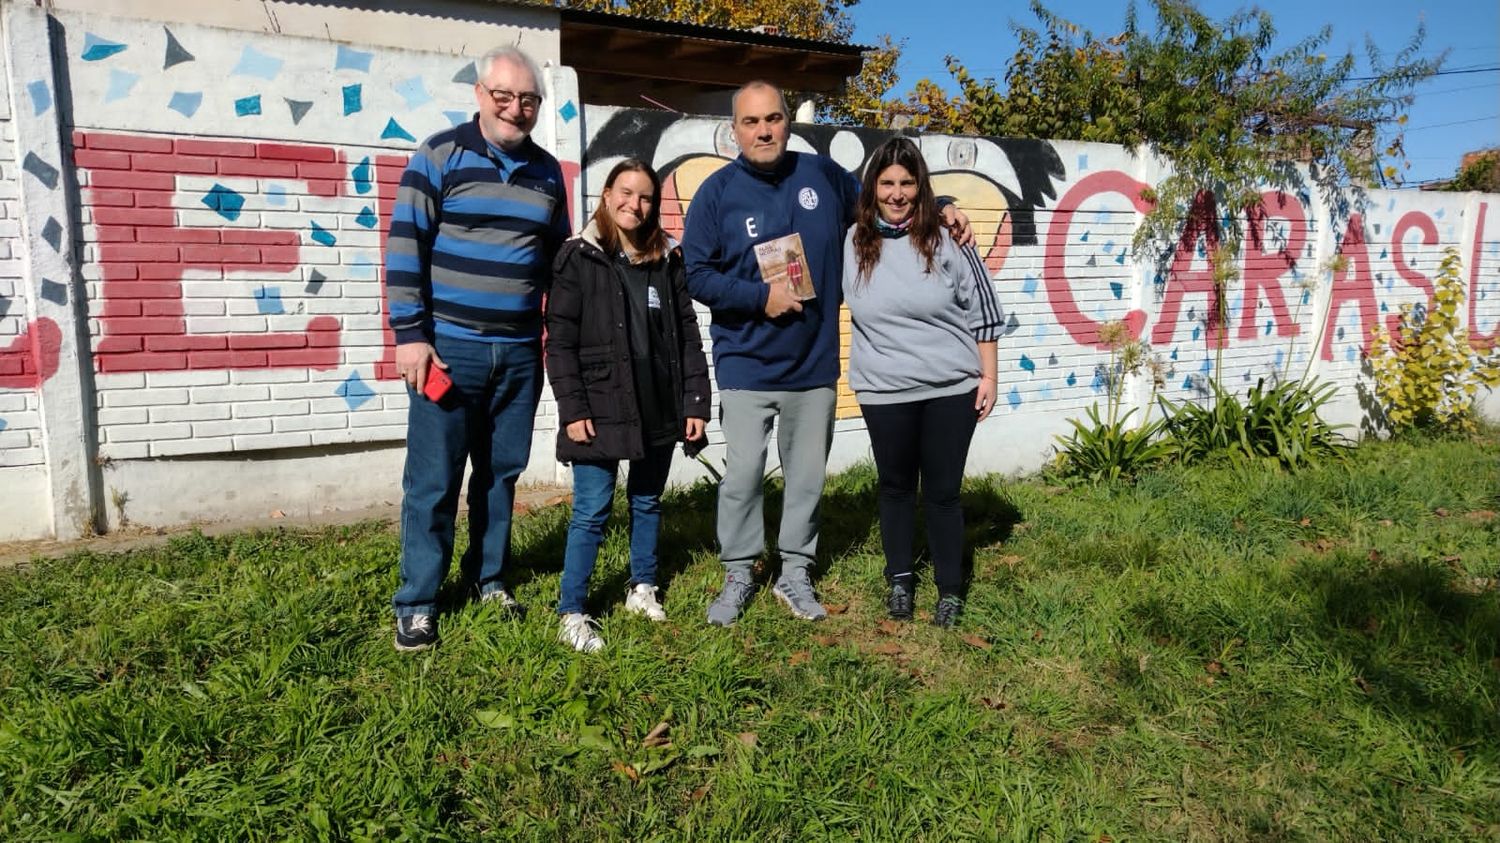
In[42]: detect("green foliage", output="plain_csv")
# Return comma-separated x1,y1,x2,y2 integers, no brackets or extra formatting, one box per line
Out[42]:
4,436,1500,837
898,0,1442,266
1367,248,1500,432
1053,404,1174,482
1159,377,1351,470
1436,150,1500,193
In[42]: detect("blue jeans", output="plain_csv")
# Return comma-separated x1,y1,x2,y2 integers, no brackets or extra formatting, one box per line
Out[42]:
393,334,541,618
556,442,676,615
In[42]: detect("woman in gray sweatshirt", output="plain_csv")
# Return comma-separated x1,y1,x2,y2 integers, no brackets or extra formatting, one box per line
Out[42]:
841,137,1002,629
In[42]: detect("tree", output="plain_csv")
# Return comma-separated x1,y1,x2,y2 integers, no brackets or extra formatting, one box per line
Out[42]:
898,0,1442,263
1436,150,1500,193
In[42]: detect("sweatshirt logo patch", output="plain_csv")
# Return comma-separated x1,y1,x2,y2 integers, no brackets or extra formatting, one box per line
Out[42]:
798,187,819,210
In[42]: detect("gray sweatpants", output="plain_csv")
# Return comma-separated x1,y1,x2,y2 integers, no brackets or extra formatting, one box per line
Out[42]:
716,387,837,577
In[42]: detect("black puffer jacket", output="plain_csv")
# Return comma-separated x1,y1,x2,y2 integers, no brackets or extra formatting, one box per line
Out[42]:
546,224,711,464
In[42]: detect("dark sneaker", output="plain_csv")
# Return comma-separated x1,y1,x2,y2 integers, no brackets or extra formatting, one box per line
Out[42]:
886,580,914,620
479,583,526,618
706,572,755,627
395,614,438,651
933,595,963,629
772,568,827,621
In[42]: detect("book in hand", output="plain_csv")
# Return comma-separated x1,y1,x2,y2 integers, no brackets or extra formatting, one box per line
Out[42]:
753,232,816,301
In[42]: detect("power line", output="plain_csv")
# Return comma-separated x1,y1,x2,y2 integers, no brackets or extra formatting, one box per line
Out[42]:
1403,114,1500,132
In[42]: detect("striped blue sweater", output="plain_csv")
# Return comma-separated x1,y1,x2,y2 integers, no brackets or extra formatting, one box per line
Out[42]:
385,117,570,344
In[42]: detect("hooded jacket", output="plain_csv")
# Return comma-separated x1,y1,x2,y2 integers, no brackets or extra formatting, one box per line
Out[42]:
545,221,711,464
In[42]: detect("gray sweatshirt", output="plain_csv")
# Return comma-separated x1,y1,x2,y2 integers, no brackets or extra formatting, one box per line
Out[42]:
841,228,1004,404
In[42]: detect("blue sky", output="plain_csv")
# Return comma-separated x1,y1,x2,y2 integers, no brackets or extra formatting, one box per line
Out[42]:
851,0,1500,185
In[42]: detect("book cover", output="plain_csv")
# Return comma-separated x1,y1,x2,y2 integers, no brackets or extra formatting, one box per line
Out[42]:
753,232,816,300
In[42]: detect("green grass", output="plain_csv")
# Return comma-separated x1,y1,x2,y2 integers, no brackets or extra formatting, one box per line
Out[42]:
2,432,1498,840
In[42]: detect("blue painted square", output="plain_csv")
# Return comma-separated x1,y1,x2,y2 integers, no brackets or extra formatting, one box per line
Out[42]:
1039,383,1053,400
1019,354,1035,373
104,69,138,103
1170,347,1179,361
0,418,7,432
1033,322,1050,339
1191,325,1201,341
1080,230,1090,242
201,183,245,221
1066,372,1077,387
443,110,468,127
1090,371,1105,393
26,80,51,116
335,45,373,73
235,95,262,117
337,371,376,410
309,221,336,247
168,90,202,118
353,157,373,194
81,33,127,62
1103,241,1115,254
1345,346,1357,363
1109,281,1123,300
1274,348,1285,368
560,100,579,123
266,184,288,206
343,84,363,115
1182,376,1194,391
1021,275,1038,296
1115,251,1127,265
254,286,285,315
394,77,433,110
347,253,378,280
355,206,377,228
1199,358,1212,374
1006,386,1022,409
232,45,284,80
1264,320,1273,336
1077,153,1089,171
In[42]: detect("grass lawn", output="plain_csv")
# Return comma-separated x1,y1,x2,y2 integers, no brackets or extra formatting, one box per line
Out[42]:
2,432,1498,840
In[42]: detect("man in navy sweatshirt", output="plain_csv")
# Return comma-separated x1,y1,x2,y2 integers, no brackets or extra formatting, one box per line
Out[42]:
684,81,968,626
384,47,569,651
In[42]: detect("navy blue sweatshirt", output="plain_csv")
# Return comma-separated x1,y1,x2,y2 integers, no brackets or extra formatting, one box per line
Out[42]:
682,152,859,391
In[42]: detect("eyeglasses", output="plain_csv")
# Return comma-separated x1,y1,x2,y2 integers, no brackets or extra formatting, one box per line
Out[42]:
481,87,543,112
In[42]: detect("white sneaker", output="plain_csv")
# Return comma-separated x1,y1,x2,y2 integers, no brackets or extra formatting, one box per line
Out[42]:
559,612,604,653
623,583,667,622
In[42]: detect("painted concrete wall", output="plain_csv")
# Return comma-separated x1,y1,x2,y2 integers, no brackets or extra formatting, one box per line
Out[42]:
1,2,1497,540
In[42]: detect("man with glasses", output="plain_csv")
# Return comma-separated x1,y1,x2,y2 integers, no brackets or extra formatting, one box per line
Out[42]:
385,46,569,651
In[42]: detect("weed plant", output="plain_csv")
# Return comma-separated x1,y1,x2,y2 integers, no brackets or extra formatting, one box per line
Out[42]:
1,433,1497,839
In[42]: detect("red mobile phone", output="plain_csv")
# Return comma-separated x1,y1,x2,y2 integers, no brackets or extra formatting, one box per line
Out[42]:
422,361,452,402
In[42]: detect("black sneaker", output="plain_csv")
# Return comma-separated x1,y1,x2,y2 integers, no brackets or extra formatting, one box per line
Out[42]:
886,580,914,620
395,614,438,651
478,583,527,618
933,595,963,629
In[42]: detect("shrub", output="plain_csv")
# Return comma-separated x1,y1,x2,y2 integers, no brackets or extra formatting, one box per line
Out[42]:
1159,377,1350,470
1367,247,1500,432
1053,404,1175,483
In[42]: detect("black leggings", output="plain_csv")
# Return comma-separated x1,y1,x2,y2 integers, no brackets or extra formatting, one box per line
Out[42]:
860,389,978,597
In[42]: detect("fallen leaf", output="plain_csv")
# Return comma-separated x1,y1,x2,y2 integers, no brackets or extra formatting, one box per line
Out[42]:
1362,617,1381,635
611,760,640,782
1044,485,1068,496
869,641,904,656
689,783,712,802
1463,510,1496,523
1378,519,1394,527
788,651,811,666
642,721,671,748
1232,519,1246,531
1368,549,1382,562
1443,554,1463,564
961,634,993,651
736,732,758,747
1031,629,1044,642
1098,835,1115,843
812,634,837,647
824,603,849,615
997,554,1024,568
1434,507,1450,517
1353,675,1372,694
1138,653,1151,674
1298,517,1312,527
876,619,903,636
979,696,1007,710
1205,660,1224,675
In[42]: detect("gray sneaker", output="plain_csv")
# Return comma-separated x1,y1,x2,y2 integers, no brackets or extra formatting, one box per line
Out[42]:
706,572,755,627
772,568,827,621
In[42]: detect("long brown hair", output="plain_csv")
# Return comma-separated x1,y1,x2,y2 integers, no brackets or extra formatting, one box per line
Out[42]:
590,158,670,263
853,137,941,284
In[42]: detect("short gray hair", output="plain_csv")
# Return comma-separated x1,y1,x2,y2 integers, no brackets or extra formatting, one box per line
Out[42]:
732,80,789,120
475,46,543,92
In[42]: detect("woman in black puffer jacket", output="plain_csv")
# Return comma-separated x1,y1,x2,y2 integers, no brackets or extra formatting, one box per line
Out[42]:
545,158,710,652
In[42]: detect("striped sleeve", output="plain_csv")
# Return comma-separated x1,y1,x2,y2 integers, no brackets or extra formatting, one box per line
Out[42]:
385,141,446,344
959,242,1004,341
